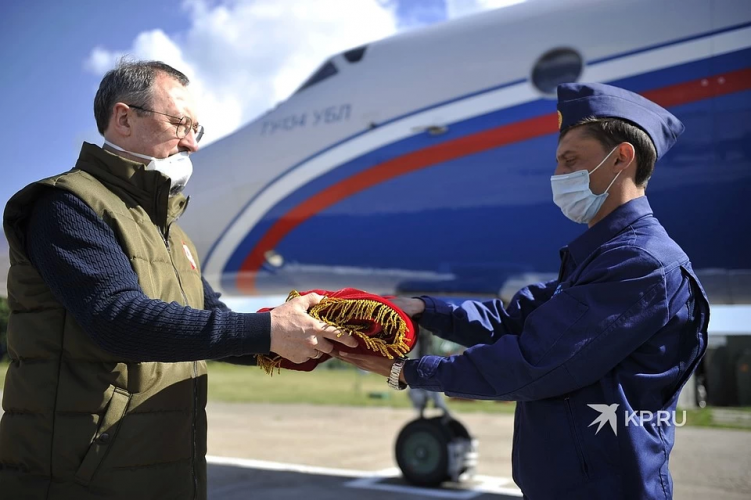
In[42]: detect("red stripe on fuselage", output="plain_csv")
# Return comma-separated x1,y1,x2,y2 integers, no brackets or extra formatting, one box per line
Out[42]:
642,67,751,107
237,67,751,293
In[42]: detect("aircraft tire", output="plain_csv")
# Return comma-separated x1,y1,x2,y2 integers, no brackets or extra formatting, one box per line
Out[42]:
395,417,451,486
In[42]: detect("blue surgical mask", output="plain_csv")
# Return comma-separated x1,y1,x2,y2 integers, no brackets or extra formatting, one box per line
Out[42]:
550,146,621,224
104,140,193,196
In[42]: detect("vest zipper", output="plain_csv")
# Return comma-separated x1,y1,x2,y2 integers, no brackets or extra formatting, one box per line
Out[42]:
161,224,198,499
162,224,190,312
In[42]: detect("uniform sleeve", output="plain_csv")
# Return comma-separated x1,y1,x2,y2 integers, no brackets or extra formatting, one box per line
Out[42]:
25,189,271,362
403,247,668,401
417,280,558,348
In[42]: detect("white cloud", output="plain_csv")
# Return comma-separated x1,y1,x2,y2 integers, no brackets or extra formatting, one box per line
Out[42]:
85,47,120,75
84,0,399,145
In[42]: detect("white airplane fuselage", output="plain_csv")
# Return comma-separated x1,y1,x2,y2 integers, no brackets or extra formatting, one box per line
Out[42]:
180,0,751,306
1,0,750,307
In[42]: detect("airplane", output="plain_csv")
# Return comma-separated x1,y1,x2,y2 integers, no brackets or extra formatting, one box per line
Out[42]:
175,0,751,480
1,0,750,486
181,0,750,306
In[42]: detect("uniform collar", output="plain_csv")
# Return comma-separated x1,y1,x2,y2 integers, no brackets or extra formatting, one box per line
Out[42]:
74,142,189,231
564,196,653,267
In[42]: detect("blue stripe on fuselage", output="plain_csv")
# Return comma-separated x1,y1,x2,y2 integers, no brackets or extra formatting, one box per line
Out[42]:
221,47,751,293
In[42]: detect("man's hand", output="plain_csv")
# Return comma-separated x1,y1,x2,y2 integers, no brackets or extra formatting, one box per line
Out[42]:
331,351,408,385
269,293,358,364
388,297,426,318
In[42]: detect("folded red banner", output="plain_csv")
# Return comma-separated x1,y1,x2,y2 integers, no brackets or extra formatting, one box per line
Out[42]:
255,288,420,374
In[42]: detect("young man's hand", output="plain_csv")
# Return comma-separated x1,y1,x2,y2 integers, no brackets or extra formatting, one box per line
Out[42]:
388,297,425,318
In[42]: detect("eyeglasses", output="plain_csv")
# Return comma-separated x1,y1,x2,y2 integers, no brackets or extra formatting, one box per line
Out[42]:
127,104,204,143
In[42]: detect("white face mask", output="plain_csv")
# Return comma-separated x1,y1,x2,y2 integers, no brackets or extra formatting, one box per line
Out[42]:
550,146,623,224
103,140,193,196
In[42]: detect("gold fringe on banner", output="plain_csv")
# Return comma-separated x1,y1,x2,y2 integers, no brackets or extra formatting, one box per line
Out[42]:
256,290,410,375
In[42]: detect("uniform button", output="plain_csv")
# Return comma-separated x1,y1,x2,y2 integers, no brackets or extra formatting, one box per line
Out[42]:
99,433,110,443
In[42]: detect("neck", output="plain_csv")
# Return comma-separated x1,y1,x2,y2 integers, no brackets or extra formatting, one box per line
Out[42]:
588,185,645,228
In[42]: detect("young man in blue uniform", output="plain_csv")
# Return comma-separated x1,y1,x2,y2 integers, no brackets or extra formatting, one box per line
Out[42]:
336,83,710,499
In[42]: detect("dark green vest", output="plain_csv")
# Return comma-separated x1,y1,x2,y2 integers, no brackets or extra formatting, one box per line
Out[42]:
0,143,208,499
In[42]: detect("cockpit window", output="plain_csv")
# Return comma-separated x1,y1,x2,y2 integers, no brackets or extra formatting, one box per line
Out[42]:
532,48,583,95
344,45,367,63
295,61,338,94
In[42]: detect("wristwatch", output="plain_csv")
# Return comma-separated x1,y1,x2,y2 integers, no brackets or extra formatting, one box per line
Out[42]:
388,358,408,390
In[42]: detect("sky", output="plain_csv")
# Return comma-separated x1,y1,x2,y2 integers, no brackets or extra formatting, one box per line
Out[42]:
0,0,523,310
0,0,522,213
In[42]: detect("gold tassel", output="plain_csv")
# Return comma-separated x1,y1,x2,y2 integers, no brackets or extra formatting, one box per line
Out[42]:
255,354,284,375
257,290,411,374
308,295,409,360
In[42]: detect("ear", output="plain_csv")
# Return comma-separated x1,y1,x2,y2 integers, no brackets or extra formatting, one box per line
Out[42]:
614,142,636,172
110,103,133,138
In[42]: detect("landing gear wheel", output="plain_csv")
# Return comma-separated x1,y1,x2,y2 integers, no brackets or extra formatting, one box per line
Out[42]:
446,418,470,439
395,417,451,487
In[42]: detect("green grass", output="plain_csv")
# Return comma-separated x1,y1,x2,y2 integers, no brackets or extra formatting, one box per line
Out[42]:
682,408,715,427
0,360,515,414
3,361,750,426
681,406,751,431
209,361,414,407
206,361,517,414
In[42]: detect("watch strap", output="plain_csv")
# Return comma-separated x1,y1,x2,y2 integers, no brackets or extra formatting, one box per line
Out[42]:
388,358,408,390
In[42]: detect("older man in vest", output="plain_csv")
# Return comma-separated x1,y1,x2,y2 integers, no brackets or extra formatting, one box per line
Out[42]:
0,60,357,499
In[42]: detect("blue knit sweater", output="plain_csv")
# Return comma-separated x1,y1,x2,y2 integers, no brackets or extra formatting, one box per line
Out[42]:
24,189,270,363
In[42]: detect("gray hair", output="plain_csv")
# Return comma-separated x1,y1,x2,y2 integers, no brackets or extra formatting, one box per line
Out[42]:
94,58,190,135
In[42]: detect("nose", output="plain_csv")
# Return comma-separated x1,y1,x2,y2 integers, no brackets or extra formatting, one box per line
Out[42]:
179,130,200,153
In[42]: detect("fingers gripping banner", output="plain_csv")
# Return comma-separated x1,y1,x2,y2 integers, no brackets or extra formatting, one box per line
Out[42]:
255,288,420,374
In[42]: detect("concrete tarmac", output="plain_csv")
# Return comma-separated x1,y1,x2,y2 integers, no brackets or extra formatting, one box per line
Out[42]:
1,398,749,499
205,401,751,500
